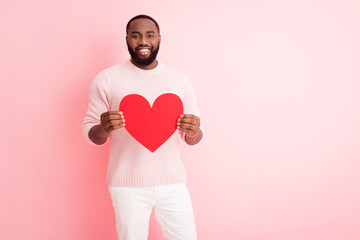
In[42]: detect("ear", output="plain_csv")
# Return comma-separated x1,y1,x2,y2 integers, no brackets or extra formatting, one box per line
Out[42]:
158,35,161,44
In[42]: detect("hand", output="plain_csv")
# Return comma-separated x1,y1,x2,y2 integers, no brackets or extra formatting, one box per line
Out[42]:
177,114,200,138
100,111,125,134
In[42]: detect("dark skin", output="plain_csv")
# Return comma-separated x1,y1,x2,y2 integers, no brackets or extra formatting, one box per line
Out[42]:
127,18,161,70
89,18,203,145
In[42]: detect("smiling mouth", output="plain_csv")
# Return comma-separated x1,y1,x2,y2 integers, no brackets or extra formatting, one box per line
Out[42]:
137,47,151,56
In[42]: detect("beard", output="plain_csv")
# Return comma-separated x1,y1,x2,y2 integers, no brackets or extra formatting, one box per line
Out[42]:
127,43,160,66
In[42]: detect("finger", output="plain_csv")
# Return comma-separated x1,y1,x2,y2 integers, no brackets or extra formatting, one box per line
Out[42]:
101,111,116,117
109,119,125,125
103,116,121,125
103,117,124,125
101,111,123,119
102,113,125,124
180,114,200,121
111,123,125,131
177,117,199,126
104,111,123,117
103,122,114,130
104,122,125,132
177,117,200,128
108,114,124,120
178,115,200,125
104,119,126,128
107,111,122,114
177,127,197,137
177,122,198,132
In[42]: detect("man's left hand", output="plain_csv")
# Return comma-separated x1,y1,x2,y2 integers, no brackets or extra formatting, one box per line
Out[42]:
177,114,201,138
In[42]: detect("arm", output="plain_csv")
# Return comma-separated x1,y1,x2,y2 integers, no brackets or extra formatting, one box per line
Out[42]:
177,114,203,145
89,111,125,145
185,128,203,145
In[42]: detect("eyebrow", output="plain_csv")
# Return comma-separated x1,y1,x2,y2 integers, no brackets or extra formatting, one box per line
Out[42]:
131,31,156,34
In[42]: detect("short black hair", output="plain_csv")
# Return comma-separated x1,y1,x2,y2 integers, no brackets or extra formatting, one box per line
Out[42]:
126,15,160,35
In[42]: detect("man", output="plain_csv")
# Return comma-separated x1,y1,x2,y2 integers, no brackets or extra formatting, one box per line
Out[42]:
82,15,202,240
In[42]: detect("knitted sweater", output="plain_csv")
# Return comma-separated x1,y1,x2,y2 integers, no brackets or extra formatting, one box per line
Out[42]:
82,60,200,187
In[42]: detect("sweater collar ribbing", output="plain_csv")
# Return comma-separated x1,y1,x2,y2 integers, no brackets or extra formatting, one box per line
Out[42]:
126,59,163,75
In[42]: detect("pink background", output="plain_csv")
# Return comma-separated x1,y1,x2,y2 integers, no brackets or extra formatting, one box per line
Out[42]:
1,0,360,239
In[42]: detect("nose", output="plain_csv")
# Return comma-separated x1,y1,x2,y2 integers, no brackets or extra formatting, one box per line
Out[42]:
138,36,148,45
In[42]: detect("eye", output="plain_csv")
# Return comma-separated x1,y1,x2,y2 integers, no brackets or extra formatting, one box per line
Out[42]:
131,34,139,39
147,34,154,39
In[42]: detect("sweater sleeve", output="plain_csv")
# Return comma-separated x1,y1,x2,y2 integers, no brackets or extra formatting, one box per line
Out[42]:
180,76,204,140
182,76,200,117
82,71,111,145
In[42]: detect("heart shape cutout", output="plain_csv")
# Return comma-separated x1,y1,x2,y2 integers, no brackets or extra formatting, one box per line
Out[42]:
119,93,183,152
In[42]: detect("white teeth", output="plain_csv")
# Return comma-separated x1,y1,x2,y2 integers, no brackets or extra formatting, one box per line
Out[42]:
138,48,150,56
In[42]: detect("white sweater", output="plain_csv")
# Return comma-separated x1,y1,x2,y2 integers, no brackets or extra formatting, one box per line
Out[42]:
82,60,200,187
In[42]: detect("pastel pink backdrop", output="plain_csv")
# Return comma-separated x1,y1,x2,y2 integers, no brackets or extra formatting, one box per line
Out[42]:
1,0,359,239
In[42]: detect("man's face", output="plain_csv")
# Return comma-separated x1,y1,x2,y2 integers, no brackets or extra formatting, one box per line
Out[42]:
126,18,161,68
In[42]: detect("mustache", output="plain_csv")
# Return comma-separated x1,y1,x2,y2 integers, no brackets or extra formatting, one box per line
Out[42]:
136,45,152,50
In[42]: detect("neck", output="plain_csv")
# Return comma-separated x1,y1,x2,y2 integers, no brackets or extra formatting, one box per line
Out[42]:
131,59,158,70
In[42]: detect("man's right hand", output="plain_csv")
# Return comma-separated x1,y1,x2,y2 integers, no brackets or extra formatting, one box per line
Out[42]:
100,111,126,134
89,111,126,145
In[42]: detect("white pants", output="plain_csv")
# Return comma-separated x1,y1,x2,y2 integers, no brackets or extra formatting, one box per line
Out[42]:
108,183,197,240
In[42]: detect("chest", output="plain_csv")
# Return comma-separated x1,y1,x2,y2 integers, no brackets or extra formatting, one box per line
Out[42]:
108,74,185,109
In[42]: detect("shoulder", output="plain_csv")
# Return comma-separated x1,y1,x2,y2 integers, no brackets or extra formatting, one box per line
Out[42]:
102,62,129,76
160,61,184,75
90,63,119,88
159,61,189,81
92,61,132,84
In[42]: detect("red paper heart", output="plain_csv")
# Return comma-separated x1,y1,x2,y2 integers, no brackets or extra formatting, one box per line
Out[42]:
119,93,183,152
